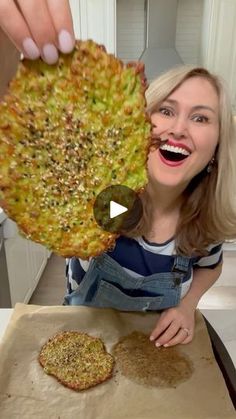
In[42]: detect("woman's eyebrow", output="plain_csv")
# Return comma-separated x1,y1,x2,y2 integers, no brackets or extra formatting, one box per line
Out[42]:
163,99,216,114
191,105,216,114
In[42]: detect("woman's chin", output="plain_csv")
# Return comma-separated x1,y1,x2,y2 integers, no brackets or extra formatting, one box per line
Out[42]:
149,172,190,190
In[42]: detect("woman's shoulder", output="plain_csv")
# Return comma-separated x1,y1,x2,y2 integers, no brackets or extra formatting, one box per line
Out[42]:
193,242,223,269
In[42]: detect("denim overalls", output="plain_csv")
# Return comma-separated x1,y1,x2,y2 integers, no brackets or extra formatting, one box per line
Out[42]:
64,253,191,311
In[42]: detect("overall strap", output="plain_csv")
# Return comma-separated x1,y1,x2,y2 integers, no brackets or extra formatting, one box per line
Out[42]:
172,255,191,273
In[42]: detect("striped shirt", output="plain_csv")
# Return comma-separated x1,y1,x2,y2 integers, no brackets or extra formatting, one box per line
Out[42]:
66,236,223,298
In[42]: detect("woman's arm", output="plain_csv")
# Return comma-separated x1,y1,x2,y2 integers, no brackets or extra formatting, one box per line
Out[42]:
181,262,222,310
150,262,222,347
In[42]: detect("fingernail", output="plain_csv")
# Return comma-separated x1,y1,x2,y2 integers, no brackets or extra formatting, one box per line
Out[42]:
42,43,58,64
164,344,169,347
150,336,155,341
22,38,40,60
58,30,74,53
155,342,161,347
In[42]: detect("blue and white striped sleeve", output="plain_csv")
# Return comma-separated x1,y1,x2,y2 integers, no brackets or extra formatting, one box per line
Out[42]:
193,243,223,269
66,257,88,293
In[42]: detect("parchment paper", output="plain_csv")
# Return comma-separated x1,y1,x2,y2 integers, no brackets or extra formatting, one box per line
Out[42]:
0,303,234,419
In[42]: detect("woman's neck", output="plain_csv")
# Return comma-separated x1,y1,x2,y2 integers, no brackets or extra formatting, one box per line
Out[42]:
143,182,185,243
146,182,184,216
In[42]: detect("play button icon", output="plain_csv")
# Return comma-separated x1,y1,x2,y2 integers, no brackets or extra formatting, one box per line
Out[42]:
110,201,128,219
93,185,143,234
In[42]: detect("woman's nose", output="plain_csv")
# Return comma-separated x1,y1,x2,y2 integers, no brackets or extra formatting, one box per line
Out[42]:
167,116,188,139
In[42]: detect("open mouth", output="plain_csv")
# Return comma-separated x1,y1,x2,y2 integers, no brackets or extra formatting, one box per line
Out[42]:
159,143,190,162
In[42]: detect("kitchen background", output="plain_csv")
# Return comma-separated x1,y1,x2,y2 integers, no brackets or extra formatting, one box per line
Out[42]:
0,0,236,311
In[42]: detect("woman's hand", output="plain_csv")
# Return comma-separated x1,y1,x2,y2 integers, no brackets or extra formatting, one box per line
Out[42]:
150,301,195,347
0,0,75,64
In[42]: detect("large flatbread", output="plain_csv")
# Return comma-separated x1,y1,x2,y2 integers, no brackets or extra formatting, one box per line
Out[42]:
0,40,151,258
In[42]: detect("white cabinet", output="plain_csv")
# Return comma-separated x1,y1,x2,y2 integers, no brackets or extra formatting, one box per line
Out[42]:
201,0,236,113
4,220,49,306
5,236,31,305
69,0,116,53
28,241,49,290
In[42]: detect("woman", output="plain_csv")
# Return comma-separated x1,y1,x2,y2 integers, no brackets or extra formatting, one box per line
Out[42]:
1,1,236,348
65,66,236,349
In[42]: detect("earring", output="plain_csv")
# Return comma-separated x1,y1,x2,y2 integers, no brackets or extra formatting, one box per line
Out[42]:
206,156,215,173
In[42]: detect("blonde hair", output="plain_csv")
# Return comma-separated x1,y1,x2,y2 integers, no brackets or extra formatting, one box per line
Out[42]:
131,66,236,256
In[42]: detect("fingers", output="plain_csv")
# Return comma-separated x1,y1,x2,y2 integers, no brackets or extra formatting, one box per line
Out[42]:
150,309,194,347
150,323,193,347
161,328,193,347
17,0,58,63
150,319,180,347
180,332,193,345
0,0,75,64
47,0,75,53
0,0,39,58
150,312,171,344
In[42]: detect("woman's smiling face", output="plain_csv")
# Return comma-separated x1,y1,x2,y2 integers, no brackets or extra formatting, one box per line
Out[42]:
148,76,220,190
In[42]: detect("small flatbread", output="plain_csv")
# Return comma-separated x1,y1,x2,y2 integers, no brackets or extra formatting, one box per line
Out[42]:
38,331,114,391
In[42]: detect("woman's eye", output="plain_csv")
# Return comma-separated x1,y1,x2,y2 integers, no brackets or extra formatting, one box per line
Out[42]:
159,107,173,116
192,115,209,123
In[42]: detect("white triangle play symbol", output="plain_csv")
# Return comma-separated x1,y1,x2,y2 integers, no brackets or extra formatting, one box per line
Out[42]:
110,200,128,219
